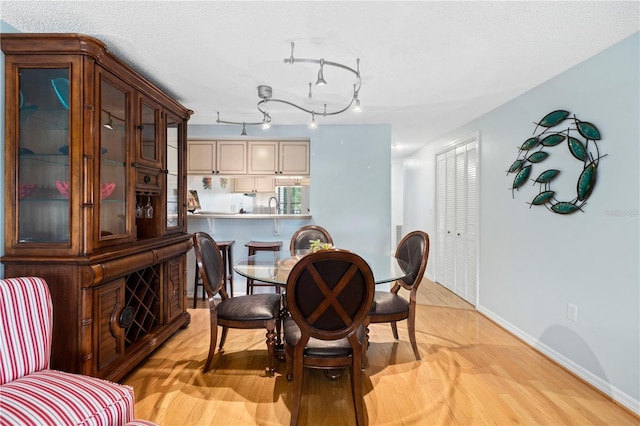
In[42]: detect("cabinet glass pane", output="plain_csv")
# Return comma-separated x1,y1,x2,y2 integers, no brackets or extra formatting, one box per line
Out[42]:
100,80,128,237
166,117,180,229
140,102,157,161
18,68,70,243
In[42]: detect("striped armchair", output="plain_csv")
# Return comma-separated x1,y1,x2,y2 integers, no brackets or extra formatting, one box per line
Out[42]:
0,277,154,426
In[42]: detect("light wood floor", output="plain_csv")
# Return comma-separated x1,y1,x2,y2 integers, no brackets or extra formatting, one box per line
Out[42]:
122,279,639,425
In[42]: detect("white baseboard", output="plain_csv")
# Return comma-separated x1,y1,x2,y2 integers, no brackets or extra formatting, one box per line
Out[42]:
477,305,640,416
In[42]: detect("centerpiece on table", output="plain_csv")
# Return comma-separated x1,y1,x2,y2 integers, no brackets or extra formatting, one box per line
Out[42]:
309,239,334,252
277,239,335,282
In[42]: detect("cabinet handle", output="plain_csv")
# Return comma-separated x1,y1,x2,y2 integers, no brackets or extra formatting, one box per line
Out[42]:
136,124,144,130
119,306,135,328
144,175,151,184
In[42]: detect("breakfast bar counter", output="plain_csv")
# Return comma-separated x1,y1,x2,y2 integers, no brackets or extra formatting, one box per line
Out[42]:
189,212,312,220
186,212,314,296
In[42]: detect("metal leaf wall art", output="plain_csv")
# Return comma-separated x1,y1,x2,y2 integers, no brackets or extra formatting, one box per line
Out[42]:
507,110,606,214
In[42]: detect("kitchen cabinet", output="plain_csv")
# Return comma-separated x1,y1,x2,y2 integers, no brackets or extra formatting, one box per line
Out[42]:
234,177,276,193
187,140,246,174
275,177,310,186
1,33,193,381
248,140,309,175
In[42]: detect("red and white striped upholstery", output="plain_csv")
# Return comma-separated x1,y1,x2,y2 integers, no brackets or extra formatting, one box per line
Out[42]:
0,276,52,384
0,277,145,425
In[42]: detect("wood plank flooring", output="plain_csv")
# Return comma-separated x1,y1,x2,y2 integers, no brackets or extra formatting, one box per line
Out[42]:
122,279,639,425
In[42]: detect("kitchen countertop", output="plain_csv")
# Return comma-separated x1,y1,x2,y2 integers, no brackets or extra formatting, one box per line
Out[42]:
188,212,311,219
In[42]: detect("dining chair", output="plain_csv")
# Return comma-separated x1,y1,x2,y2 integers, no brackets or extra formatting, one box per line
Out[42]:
283,249,375,426
289,225,333,255
367,230,429,362
192,232,281,375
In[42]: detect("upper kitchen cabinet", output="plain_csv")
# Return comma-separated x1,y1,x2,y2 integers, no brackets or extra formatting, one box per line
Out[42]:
234,177,276,193
187,140,246,174
248,140,309,175
2,33,193,381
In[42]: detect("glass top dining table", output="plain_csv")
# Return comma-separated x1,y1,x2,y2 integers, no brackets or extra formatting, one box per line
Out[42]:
233,250,412,286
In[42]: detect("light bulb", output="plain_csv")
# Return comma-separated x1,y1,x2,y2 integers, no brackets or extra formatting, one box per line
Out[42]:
309,113,317,129
353,99,361,112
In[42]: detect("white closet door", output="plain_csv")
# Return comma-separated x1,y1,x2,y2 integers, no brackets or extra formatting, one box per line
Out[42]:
435,153,447,287
465,145,478,305
435,138,478,305
454,146,467,298
444,150,457,291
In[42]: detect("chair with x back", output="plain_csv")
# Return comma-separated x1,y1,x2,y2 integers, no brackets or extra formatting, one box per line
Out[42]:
289,225,334,255
284,249,375,426
192,232,281,375
367,230,429,362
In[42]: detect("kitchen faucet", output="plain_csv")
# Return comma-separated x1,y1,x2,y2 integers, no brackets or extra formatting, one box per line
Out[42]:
268,196,279,214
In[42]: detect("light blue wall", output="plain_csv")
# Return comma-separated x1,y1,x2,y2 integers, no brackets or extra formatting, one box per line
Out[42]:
186,123,392,294
402,32,640,413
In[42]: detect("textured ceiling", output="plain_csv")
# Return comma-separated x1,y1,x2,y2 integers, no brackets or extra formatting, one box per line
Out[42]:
1,1,638,159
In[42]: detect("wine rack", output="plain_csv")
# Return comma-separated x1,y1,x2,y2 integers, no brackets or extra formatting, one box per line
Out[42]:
125,266,161,346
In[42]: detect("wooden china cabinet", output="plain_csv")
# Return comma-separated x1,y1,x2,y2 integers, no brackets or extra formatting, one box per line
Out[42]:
2,33,193,381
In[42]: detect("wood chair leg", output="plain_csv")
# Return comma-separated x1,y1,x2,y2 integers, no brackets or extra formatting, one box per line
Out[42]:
350,341,366,426
204,312,218,372
408,307,420,360
390,321,399,340
289,353,305,426
361,324,369,371
265,325,276,376
219,326,229,351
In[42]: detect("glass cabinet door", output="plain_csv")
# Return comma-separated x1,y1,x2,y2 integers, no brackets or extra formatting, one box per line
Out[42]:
138,97,160,166
99,76,130,241
17,67,71,244
165,113,182,232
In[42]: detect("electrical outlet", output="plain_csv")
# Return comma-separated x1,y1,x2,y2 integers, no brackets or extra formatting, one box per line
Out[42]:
567,303,578,322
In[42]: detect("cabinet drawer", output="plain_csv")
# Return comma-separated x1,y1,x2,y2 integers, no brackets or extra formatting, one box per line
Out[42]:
136,166,161,193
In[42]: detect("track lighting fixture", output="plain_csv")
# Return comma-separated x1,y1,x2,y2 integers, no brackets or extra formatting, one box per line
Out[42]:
315,59,327,86
216,41,361,134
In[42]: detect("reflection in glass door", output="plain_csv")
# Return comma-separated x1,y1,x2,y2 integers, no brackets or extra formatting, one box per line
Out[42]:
17,67,71,243
100,78,128,238
166,114,181,231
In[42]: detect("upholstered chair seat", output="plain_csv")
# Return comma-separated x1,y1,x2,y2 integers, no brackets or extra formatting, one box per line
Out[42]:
370,291,410,317
217,294,281,322
283,317,366,358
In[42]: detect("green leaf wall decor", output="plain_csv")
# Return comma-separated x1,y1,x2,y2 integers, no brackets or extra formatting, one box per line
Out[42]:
506,110,605,215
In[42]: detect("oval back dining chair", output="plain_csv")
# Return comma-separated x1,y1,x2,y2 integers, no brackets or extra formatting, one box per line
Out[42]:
289,225,333,255
368,230,429,361
192,232,281,375
284,249,375,426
